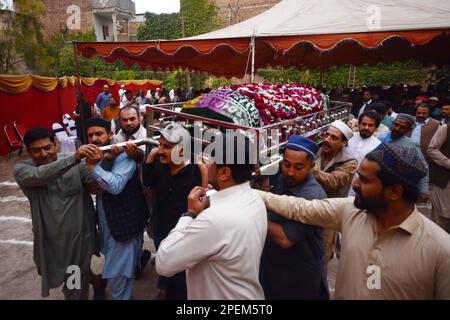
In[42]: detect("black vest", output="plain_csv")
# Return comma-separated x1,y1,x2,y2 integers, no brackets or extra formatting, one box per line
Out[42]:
429,124,450,189
101,160,149,242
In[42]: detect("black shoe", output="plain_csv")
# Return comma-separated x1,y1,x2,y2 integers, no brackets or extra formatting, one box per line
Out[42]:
135,249,152,280
93,275,108,300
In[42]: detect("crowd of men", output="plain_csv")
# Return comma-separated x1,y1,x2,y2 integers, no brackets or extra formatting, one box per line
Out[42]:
12,85,450,300
73,85,210,139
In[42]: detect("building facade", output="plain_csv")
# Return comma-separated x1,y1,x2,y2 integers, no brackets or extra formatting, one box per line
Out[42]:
39,0,136,41
128,1,280,41
215,0,280,26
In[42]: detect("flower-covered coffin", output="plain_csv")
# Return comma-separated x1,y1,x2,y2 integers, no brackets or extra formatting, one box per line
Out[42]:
182,83,328,128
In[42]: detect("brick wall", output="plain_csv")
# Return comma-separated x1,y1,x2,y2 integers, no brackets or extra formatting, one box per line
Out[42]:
39,0,94,37
214,0,280,26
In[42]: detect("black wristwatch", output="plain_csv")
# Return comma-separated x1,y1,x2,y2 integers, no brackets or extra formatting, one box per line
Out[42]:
181,211,196,219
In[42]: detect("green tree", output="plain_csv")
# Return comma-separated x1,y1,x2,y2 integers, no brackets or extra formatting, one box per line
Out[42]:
43,30,141,78
210,77,233,88
43,30,97,77
136,1,218,90
180,0,218,37
0,0,47,74
137,12,181,40
257,61,434,88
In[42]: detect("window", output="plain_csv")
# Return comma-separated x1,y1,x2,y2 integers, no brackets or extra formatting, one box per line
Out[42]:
102,26,109,40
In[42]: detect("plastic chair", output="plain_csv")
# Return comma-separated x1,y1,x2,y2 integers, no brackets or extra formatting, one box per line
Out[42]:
13,120,26,142
52,123,69,141
52,123,77,153
63,114,77,137
3,124,24,160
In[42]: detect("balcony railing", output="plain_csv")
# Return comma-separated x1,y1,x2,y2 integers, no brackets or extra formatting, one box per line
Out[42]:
93,0,135,14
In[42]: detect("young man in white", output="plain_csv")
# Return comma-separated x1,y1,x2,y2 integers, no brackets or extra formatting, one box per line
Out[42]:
156,133,267,299
346,111,381,196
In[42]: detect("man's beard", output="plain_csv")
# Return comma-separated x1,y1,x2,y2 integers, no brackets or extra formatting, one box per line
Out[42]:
123,125,140,136
93,137,110,147
360,130,372,139
391,131,403,140
284,177,296,188
353,187,388,214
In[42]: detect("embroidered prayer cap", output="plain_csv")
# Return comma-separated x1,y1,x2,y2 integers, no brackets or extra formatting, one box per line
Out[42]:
331,120,354,141
85,117,111,132
365,142,427,187
395,113,416,127
286,135,319,159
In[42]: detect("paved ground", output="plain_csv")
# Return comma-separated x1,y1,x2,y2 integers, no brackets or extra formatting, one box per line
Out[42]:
0,153,158,300
0,151,430,300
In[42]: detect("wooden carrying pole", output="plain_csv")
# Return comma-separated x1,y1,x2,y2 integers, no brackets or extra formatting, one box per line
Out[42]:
73,42,86,145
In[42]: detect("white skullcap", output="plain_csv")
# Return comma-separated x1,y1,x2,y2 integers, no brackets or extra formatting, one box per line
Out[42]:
331,120,354,141
429,96,438,102
139,104,151,113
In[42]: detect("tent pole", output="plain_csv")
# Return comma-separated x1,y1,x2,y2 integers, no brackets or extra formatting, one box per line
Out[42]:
319,67,324,88
73,42,86,145
251,35,255,83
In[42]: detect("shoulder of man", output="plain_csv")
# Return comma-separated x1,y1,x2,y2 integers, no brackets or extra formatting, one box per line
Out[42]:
13,159,36,171
292,174,327,200
334,149,357,165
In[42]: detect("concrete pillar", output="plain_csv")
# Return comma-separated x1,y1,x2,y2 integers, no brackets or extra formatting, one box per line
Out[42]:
127,19,131,41
112,12,118,41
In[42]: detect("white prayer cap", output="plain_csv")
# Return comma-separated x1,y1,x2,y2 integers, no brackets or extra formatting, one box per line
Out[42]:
139,104,151,114
429,96,438,102
331,120,354,141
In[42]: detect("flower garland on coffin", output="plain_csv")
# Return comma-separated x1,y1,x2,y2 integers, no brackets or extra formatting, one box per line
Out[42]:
227,83,325,126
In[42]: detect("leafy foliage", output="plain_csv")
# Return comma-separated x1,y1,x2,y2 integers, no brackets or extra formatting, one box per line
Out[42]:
180,0,218,37
257,61,434,88
210,77,233,88
0,0,47,74
135,1,219,90
137,12,181,40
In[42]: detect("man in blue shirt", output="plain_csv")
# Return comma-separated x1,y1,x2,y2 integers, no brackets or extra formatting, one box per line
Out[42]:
260,135,329,300
96,85,112,114
85,117,149,300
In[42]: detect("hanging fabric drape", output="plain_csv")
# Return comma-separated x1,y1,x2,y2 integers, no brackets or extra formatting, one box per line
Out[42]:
0,74,163,94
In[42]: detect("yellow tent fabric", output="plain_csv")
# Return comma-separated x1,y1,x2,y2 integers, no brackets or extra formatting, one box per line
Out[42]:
0,74,163,94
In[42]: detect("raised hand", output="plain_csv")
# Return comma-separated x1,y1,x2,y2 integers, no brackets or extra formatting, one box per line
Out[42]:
187,186,209,216
75,144,99,162
145,146,159,164
85,146,103,169
123,143,143,161
196,153,209,189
